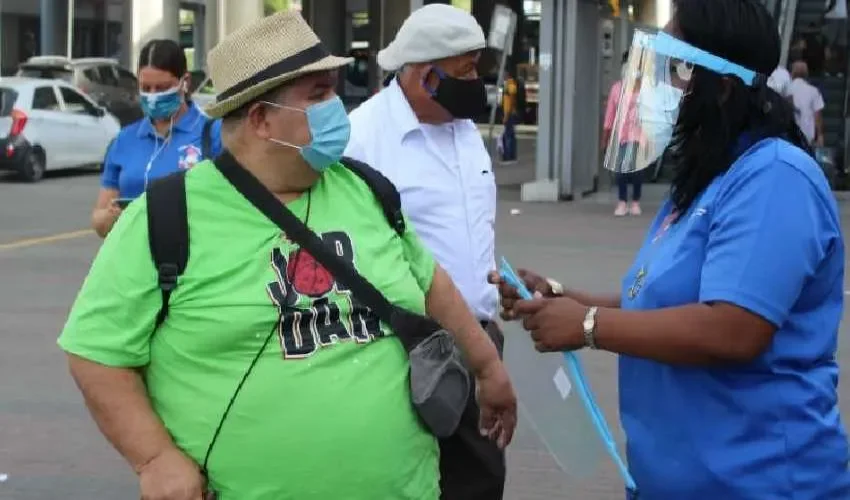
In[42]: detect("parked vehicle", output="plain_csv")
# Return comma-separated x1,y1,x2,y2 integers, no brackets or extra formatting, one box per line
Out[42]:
16,56,143,126
0,77,120,182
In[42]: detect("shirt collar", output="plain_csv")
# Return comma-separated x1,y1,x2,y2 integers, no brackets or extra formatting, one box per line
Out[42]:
385,79,422,140
137,101,204,139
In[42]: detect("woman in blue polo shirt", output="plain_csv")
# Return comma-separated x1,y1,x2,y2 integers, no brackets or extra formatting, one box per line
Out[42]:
91,39,222,237
493,0,850,498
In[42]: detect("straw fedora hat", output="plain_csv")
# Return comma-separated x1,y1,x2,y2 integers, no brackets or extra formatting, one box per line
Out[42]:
204,11,352,118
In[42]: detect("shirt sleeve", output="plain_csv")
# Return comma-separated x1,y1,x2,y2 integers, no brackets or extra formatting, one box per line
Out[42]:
400,215,436,294
57,198,161,367
699,160,832,327
100,136,122,189
604,81,621,132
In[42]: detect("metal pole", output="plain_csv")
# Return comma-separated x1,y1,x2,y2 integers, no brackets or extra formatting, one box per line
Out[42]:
487,17,516,158
67,0,74,58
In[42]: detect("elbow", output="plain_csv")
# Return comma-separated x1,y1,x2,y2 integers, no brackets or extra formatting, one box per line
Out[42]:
716,340,769,364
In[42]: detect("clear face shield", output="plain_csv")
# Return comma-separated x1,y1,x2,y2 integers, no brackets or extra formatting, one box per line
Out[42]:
603,30,759,175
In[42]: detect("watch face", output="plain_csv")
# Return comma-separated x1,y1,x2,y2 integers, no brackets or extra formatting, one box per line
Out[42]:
583,319,593,331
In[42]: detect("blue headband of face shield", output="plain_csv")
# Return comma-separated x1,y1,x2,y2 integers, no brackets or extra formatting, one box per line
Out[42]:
644,32,759,86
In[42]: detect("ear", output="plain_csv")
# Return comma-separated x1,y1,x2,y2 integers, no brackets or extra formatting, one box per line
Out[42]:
247,102,275,140
181,72,191,93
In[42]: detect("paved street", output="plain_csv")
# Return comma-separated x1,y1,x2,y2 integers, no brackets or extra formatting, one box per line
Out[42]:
1,160,849,499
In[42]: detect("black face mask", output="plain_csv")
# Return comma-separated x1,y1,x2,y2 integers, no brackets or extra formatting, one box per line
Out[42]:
426,68,487,119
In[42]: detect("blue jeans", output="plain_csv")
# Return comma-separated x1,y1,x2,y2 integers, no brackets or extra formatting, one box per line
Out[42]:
616,143,643,202
617,172,643,202
501,113,518,161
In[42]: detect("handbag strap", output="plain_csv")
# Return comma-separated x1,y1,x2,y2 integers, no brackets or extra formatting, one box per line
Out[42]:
214,151,396,322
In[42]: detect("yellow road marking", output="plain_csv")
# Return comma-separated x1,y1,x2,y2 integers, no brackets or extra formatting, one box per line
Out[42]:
0,229,94,251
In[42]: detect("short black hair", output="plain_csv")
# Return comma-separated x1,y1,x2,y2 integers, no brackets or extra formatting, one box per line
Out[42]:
138,39,187,79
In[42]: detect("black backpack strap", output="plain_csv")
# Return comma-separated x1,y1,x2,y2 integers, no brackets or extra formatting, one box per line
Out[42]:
339,156,406,236
146,171,190,328
201,119,214,159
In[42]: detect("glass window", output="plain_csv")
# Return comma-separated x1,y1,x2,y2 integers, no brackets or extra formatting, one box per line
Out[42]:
32,87,60,111
115,67,137,90
60,87,97,115
0,88,19,116
83,68,101,83
98,65,119,86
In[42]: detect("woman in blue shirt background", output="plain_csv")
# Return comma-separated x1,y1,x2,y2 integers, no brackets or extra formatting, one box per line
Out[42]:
492,0,850,498
91,39,222,237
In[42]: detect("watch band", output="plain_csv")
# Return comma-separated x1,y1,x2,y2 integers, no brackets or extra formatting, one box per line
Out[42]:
582,306,599,349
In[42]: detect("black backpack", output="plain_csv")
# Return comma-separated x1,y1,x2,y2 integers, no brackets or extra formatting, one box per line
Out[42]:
146,156,405,327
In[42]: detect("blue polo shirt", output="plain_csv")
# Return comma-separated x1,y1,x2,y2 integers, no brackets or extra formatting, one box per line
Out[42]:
101,102,223,199
619,137,850,499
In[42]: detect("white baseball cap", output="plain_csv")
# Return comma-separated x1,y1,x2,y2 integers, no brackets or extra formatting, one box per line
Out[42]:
377,4,486,72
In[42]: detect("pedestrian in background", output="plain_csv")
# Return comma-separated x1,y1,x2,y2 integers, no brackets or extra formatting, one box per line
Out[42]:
500,70,519,163
790,60,826,147
603,50,643,216
493,0,849,497
91,39,222,238
346,4,505,499
60,11,515,500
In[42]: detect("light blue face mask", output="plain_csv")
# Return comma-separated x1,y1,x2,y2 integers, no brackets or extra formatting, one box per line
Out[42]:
637,82,683,150
264,96,351,172
140,85,183,121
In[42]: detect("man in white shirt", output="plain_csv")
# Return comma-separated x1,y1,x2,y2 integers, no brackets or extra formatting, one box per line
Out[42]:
789,60,826,146
345,5,504,500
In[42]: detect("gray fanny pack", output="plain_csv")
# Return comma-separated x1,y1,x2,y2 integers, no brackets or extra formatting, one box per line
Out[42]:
222,156,471,438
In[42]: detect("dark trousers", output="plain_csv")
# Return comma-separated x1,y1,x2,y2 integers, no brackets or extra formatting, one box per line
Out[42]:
439,321,506,500
616,172,642,202
501,114,518,162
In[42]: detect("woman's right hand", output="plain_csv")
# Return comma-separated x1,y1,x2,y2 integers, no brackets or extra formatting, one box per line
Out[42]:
92,203,122,238
487,269,553,321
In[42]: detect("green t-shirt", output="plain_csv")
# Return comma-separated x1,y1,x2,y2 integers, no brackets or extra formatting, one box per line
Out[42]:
59,161,440,500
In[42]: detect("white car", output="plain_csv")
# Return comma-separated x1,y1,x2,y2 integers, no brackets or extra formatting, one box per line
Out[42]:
0,77,120,182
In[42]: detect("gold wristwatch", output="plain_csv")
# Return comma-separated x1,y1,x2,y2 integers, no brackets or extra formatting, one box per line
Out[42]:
546,278,564,297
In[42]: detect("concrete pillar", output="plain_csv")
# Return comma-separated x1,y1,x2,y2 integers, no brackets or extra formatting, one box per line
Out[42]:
205,0,220,52
216,0,264,38
523,0,602,201
40,0,57,55
193,7,206,70
127,0,180,71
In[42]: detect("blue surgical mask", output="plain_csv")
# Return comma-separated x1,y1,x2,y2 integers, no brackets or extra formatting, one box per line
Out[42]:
140,86,183,121
264,96,351,172
637,81,682,149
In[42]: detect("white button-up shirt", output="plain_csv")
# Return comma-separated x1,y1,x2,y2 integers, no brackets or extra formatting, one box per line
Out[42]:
345,80,498,321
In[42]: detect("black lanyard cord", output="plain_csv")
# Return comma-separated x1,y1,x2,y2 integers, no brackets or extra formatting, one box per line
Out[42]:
201,190,313,478
201,319,279,476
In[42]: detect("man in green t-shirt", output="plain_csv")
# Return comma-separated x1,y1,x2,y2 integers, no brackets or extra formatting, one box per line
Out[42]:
58,12,516,500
